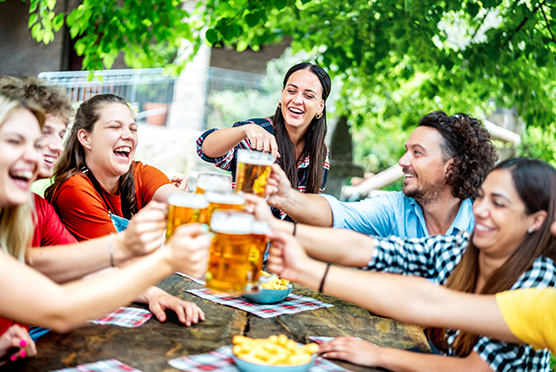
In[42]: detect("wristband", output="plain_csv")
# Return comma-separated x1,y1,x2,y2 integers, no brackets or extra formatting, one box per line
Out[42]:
319,263,331,293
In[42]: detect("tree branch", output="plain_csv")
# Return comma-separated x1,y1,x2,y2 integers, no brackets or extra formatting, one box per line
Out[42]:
540,3,556,46
502,0,546,49
470,8,491,43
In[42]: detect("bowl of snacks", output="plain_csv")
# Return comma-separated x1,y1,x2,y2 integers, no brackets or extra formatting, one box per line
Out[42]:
242,272,293,304
232,335,318,372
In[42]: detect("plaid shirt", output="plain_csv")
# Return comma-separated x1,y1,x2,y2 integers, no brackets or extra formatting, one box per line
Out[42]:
368,232,556,372
196,118,330,220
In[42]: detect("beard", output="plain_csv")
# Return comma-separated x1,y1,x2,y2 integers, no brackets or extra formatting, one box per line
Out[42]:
403,181,443,206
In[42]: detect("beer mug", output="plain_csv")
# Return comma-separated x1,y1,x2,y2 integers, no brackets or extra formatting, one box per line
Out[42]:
235,149,274,197
205,211,271,294
245,220,271,290
196,172,232,194
205,191,245,223
166,193,209,240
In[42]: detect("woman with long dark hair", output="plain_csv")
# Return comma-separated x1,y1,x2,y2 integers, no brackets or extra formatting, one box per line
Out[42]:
247,157,556,371
197,62,332,220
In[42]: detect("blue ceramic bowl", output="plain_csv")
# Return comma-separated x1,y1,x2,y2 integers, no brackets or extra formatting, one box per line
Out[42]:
242,284,293,304
232,352,315,372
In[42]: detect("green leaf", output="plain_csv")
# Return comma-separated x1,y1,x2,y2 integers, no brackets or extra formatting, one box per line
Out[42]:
245,12,261,28
28,13,38,28
46,0,56,11
467,2,480,18
75,40,86,56
205,28,219,44
53,13,65,31
272,0,288,11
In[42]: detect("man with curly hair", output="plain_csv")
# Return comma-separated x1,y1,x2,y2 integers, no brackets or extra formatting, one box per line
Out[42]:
266,111,498,238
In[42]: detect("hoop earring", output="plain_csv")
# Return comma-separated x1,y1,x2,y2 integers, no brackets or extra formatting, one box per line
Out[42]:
315,112,323,119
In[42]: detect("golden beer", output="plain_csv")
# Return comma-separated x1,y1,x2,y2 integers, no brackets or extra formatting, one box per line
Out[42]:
206,211,267,294
235,149,274,197
205,192,245,223
246,220,270,285
166,193,209,240
195,172,232,194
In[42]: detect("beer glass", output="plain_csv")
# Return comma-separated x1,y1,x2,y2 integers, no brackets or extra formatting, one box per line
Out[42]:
196,172,232,194
245,220,271,289
235,149,274,197
206,211,271,294
205,191,245,223
166,193,209,240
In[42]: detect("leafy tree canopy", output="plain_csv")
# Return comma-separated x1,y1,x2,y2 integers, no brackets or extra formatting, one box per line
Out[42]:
9,0,556,168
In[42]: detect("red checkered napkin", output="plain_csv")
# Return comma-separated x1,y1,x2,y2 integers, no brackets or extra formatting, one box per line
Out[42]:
50,358,143,372
89,307,152,328
168,345,352,372
186,288,333,318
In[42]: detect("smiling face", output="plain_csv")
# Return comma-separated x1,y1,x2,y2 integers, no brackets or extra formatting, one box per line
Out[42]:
78,102,137,183
38,114,67,179
398,126,453,205
472,169,545,260
0,108,42,207
280,69,325,133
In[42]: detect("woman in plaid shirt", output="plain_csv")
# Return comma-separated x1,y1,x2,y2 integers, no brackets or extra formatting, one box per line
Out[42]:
196,63,331,220
257,157,556,372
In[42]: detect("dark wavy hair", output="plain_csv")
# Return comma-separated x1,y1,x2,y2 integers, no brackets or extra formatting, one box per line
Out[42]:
418,111,497,200
271,63,331,194
427,158,556,356
0,76,73,125
45,94,138,219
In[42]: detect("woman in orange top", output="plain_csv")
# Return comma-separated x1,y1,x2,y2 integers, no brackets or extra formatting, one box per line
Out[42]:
46,94,202,327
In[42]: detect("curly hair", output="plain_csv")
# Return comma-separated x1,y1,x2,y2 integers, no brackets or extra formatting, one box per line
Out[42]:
418,111,498,200
0,76,73,125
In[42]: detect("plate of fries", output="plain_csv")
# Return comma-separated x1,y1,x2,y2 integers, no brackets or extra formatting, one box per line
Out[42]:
242,272,293,304
232,335,319,372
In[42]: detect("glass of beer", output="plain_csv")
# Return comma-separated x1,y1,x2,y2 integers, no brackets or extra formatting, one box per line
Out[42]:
245,220,271,291
206,210,268,294
195,172,232,194
205,192,245,223
166,193,209,240
235,149,274,197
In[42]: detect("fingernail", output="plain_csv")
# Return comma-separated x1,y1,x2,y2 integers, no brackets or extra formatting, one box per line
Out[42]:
10,354,17,362
200,224,209,232
19,339,27,347
20,350,26,358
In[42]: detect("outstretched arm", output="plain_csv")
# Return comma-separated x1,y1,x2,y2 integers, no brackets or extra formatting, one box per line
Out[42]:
266,231,518,344
202,125,279,159
265,164,333,226
0,224,209,333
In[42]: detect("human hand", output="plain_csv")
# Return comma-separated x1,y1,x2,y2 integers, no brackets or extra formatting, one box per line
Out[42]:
318,336,382,367
171,174,190,192
146,287,205,327
165,224,210,277
0,325,36,365
243,124,280,160
266,231,311,283
266,164,293,208
118,201,167,259
243,193,276,226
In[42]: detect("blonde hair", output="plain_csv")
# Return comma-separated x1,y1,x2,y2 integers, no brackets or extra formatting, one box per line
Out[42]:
0,94,44,262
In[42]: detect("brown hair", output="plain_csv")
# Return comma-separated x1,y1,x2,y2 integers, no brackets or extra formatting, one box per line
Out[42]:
427,157,556,355
45,94,138,218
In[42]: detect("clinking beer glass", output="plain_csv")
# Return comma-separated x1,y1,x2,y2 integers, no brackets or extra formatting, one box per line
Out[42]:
235,149,274,197
205,210,271,294
166,193,209,240
195,172,232,194
205,191,245,223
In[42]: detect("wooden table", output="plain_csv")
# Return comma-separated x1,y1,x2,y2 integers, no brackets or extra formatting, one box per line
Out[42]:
8,274,430,372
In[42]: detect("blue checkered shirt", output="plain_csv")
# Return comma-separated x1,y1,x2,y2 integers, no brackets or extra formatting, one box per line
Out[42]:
368,232,555,372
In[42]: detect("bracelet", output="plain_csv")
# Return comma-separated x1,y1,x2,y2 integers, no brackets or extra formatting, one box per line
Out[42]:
292,222,297,236
109,233,115,267
319,263,331,293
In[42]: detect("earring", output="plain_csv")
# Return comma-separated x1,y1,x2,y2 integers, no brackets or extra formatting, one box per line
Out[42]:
315,112,323,119
528,228,533,234
278,102,282,108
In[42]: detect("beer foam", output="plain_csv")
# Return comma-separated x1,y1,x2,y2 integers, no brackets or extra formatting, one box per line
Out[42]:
237,149,274,166
168,193,209,208
210,210,254,234
206,192,245,205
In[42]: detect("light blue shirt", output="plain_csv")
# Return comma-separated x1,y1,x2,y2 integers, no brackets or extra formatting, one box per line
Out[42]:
322,191,474,238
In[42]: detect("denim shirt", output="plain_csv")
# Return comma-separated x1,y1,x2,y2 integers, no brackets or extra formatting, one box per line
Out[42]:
322,191,474,238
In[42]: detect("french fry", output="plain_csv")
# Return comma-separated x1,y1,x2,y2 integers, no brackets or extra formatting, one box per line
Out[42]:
260,271,290,289
233,334,318,366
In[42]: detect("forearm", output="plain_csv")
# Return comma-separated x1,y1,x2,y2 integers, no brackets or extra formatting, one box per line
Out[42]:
202,127,247,158
272,191,333,227
1,249,174,333
376,349,492,372
29,234,131,283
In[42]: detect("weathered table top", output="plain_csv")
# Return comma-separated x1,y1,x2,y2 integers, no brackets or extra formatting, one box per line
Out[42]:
7,274,430,372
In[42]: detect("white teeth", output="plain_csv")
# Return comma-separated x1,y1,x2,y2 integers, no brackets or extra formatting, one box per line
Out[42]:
10,170,33,181
404,174,415,179
114,146,131,154
289,107,303,114
475,224,491,232
44,155,57,164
